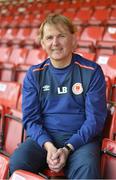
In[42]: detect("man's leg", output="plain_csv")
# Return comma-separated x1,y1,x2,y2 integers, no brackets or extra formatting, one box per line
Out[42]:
65,140,101,179
10,138,47,175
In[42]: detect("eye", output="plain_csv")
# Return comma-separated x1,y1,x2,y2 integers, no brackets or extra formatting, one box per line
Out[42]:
46,36,53,40
59,34,65,38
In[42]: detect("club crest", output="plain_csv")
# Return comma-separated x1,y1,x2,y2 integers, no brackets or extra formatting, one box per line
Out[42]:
72,83,83,95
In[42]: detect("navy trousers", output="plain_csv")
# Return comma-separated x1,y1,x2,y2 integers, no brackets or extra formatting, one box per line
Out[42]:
10,137,101,179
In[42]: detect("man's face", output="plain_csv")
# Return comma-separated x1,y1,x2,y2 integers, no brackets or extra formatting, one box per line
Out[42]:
41,23,75,63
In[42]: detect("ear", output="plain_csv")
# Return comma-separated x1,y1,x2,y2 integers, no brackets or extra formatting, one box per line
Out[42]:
41,39,46,50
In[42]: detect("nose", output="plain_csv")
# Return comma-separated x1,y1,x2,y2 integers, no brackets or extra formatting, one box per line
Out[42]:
52,37,59,46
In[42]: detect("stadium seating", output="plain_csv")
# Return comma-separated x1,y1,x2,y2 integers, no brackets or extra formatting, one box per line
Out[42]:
0,153,9,179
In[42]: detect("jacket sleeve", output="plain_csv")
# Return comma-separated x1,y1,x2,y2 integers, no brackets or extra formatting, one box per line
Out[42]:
22,67,53,147
65,65,107,150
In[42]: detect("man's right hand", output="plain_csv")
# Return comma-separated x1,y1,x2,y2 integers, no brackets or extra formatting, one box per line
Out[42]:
44,142,59,168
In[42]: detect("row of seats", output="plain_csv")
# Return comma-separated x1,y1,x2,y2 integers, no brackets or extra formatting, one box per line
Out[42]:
0,8,116,28
0,0,116,17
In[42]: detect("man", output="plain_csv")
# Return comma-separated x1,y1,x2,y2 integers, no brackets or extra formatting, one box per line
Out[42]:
10,14,107,179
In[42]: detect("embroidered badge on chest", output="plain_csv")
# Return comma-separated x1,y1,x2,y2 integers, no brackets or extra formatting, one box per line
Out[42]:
72,83,83,95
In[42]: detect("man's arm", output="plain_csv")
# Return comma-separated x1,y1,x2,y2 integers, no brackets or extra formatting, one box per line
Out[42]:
65,65,107,150
22,67,52,147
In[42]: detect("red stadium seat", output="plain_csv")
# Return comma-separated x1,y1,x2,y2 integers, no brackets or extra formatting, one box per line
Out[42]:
25,48,47,65
96,54,116,84
79,26,105,46
0,28,7,41
74,8,93,25
15,64,31,84
24,28,40,48
1,28,19,46
9,169,45,180
89,8,111,25
101,138,116,179
0,81,21,108
8,47,28,65
0,62,15,81
0,47,12,62
12,28,33,46
0,154,9,179
102,26,116,42
3,109,23,155
0,15,14,28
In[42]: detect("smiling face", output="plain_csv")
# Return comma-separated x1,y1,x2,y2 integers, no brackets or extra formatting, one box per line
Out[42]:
41,23,76,68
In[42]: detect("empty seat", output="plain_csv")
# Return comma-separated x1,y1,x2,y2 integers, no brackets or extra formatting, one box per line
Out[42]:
0,62,15,81
0,154,9,179
9,169,45,180
8,47,28,65
25,48,47,65
1,28,19,46
3,109,23,155
103,26,116,42
96,54,116,84
24,28,40,48
89,8,111,25
74,8,93,25
0,81,21,108
80,26,105,46
0,47,12,62
15,64,31,84
0,15,14,28
12,28,33,46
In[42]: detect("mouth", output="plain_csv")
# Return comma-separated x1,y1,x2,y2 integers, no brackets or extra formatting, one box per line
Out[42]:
52,48,63,52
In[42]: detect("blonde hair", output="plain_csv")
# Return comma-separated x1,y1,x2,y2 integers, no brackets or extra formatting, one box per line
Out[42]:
38,13,77,41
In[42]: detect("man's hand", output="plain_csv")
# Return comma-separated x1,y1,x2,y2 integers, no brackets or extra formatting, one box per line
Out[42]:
48,147,70,172
44,142,70,172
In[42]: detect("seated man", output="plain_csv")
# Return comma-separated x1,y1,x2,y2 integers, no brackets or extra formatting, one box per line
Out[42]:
10,14,107,179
